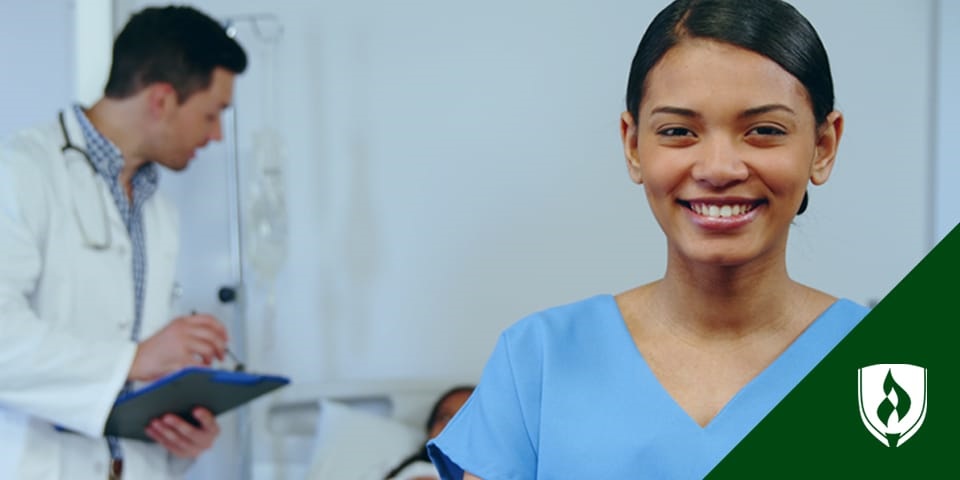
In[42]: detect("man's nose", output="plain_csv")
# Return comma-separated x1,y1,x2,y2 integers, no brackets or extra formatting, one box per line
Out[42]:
210,119,223,142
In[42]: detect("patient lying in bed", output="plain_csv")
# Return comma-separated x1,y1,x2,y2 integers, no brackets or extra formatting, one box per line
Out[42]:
306,385,474,480
385,385,475,480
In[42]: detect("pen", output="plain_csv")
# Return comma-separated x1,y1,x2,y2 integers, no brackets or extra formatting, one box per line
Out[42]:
225,348,246,372
190,310,245,372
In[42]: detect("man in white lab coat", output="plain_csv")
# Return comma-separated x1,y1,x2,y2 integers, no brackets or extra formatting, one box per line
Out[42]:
0,5,247,479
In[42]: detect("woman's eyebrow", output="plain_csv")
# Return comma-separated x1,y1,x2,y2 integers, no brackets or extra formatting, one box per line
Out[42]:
649,106,701,119
648,104,796,120
739,104,796,118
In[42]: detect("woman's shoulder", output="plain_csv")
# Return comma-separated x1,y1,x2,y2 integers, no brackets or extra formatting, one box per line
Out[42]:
800,285,870,325
822,297,871,324
500,294,623,344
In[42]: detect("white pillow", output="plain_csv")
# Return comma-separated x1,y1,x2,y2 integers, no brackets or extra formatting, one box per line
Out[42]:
390,460,440,479
306,399,426,480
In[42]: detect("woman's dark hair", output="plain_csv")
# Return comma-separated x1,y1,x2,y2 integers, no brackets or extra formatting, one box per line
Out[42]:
625,0,834,127
383,385,475,480
104,6,247,103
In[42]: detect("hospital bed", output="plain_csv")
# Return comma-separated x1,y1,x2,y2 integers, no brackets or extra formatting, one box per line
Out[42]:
250,379,462,479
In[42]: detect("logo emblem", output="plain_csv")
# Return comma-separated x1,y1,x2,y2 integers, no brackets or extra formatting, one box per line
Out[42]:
858,364,927,447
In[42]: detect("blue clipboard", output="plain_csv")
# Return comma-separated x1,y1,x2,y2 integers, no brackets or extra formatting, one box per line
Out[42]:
104,367,290,441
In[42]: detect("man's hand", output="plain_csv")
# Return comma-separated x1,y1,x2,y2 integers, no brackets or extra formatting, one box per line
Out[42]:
128,313,228,382
145,407,220,458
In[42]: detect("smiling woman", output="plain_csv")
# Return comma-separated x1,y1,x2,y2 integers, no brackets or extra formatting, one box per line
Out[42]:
425,0,869,479
626,38,840,267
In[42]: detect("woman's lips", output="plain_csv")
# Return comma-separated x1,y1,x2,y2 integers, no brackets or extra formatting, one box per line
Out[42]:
679,199,767,231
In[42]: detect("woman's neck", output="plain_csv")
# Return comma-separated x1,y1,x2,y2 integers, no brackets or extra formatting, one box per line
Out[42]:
649,252,810,343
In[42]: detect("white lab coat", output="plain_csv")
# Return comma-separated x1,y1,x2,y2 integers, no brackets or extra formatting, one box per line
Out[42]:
0,108,190,479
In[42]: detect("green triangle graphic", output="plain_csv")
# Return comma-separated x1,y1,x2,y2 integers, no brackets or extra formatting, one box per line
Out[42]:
707,223,959,478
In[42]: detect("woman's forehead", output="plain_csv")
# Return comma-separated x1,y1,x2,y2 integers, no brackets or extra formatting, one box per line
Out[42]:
641,39,812,116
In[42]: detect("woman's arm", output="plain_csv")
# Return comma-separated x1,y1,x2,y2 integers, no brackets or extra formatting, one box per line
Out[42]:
464,473,482,480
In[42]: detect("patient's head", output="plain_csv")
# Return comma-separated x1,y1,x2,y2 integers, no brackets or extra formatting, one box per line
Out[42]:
426,385,474,439
382,385,476,480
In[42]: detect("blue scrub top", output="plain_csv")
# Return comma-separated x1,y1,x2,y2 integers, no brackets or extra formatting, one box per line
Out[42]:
428,295,867,479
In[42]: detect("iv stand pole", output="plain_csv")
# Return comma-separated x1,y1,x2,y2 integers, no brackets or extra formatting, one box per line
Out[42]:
220,14,283,480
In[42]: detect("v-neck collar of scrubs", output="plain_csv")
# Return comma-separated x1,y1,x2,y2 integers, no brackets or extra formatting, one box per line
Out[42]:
610,296,860,437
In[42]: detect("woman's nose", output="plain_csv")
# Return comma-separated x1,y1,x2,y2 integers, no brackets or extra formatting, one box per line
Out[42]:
690,136,749,188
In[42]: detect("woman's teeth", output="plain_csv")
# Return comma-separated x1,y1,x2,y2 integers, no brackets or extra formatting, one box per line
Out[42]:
690,203,755,218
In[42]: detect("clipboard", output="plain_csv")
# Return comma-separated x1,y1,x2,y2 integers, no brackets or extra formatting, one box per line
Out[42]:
104,367,290,441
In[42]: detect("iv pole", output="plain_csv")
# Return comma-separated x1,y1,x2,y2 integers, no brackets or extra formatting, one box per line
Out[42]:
220,13,284,480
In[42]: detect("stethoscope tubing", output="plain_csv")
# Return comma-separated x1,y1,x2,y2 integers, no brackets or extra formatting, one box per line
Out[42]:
58,110,113,251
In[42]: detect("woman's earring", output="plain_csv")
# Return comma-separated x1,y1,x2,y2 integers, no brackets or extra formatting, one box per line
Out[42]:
796,190,809,215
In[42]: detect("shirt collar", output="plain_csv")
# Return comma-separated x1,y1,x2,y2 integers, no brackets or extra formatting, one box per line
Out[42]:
71,103,159,193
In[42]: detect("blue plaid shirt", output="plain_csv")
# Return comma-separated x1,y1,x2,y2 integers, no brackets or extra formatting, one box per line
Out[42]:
72,104,159,459
72,104,157,337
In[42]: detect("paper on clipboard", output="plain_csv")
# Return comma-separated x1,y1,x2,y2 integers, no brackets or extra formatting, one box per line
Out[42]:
104,367,290,441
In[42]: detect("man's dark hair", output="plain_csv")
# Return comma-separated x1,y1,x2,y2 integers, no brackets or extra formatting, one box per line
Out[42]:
104,6,247,103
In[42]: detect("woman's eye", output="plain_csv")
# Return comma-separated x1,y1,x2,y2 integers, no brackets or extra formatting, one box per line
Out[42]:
750,126,786,136
658,127,694,137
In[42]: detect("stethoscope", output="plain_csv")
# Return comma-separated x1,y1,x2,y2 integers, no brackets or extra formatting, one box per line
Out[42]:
58,111,113,250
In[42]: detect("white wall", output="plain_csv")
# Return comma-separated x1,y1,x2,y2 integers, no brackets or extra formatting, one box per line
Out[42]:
74,0,114,105
0,0,74,137
936,0,960,242
0,0,112,137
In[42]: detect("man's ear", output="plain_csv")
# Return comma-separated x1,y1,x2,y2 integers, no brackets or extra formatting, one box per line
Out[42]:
621,111,643,184
810,110,843,186
145,83,178,119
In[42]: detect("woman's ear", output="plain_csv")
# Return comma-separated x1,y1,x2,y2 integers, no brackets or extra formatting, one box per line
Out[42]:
621,111,643,184
810,110,844,186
